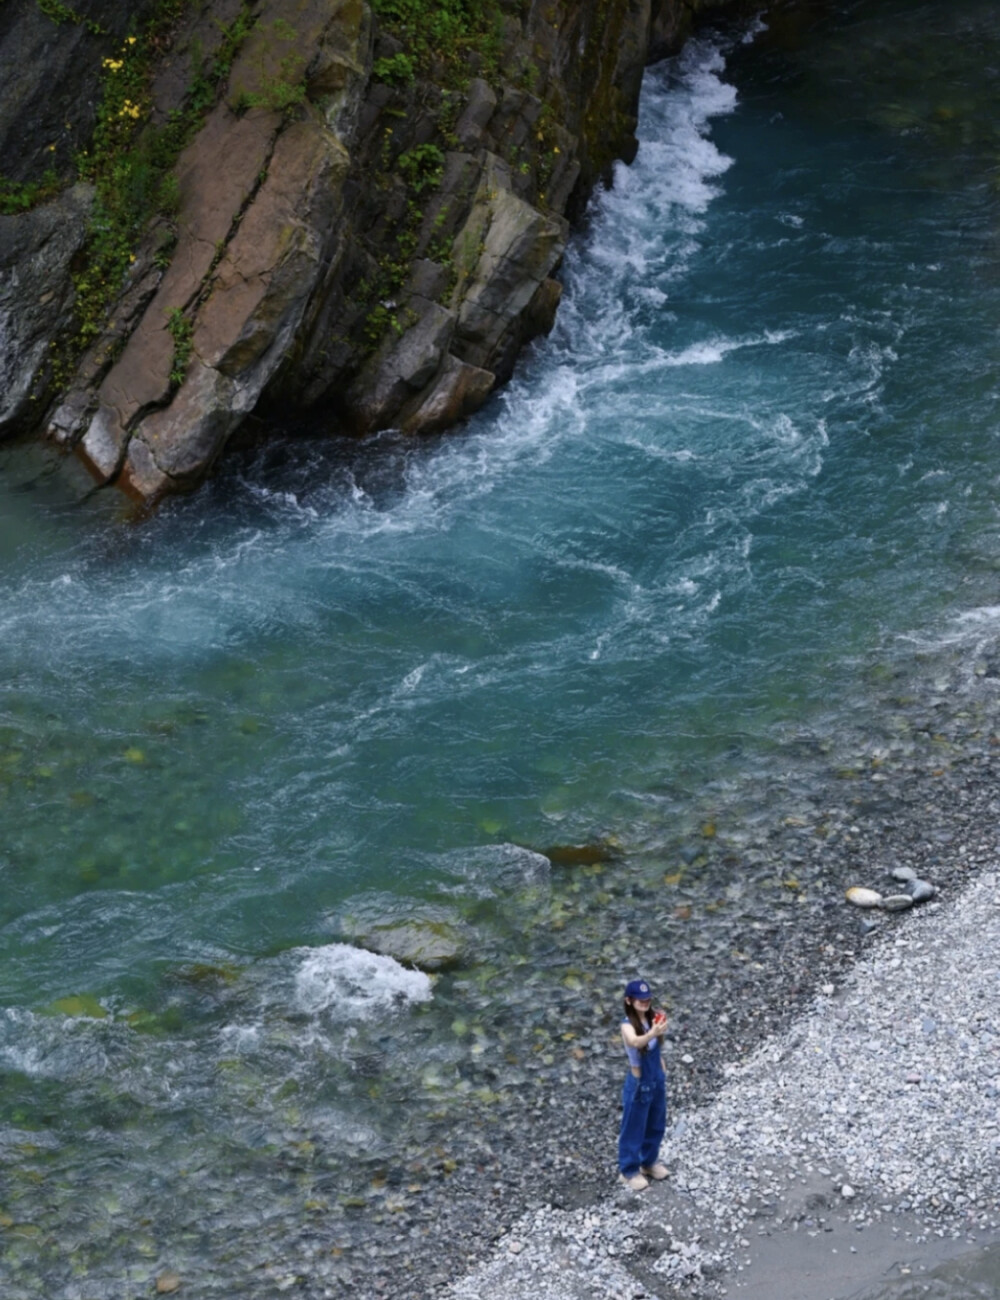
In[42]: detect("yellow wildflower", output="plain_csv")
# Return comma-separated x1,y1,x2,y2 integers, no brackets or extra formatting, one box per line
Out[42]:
125,35,137,44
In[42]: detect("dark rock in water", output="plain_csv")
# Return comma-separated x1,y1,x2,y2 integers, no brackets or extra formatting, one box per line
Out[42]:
542,841,621,866
880,893,914,912
43,993,107,1019
906,878,936,903
679,844,704,866
351,920,465,972
172,962,241,987
891,866,917,883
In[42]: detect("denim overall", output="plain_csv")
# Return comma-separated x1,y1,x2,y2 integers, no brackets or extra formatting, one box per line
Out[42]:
618,1023,667,1176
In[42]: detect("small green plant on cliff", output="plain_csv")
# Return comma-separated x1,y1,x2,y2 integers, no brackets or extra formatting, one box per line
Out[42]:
66,2,256,353
0,170,61,215
156,171,180,217
235,20,308,114
36,0,107,36
363,302,405,347
396,142,445,194
357,138,449,350
71,32,156,348
237,56,307,113
515,58,541,93
357,2,509,352
373,52,416,86
166,307,193,387
371,0,503,81
191,3,258,108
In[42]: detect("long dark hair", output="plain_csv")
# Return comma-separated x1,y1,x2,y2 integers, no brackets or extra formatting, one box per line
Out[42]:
623,997,653,1050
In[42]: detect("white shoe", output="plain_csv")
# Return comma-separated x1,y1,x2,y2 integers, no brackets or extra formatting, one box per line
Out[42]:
620,1172,649,1191
641,1163,668,1181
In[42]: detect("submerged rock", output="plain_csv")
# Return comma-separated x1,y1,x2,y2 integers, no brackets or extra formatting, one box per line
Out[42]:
542,841,621,867
172,962,241,987
43,993,108,1019
845,886,882,909
891,865,917,882
351,920,464,972
880,893,914,912
906,878,937,903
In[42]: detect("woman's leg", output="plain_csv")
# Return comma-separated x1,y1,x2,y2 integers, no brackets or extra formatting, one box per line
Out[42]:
639,1082,667,1171
618,1076,651,1175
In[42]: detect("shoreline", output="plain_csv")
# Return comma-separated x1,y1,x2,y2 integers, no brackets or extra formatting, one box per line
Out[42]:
6,625,1000,1299
445,865,1000,1300
342,633,1000,1300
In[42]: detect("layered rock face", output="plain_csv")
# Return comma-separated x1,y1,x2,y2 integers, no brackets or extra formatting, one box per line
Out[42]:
0,0,743,503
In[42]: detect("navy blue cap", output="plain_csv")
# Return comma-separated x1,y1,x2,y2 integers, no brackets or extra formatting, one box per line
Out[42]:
625,979,652,1000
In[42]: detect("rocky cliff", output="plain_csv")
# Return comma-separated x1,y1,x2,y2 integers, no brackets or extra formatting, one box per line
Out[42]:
0,0,746,503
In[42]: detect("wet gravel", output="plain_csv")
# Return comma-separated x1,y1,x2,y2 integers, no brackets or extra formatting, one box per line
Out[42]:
444,872,1000,1300
280,644,1000,1299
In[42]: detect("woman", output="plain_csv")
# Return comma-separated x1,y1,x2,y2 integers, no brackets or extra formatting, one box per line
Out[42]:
618,977,668,1190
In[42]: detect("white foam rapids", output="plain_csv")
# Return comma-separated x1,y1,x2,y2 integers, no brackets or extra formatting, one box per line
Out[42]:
293,942,432,1018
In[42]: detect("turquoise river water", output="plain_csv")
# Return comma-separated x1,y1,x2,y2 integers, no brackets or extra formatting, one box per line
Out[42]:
3,1,1000,1295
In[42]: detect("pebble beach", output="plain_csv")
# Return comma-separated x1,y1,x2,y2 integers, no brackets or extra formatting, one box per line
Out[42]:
314,637,1000,1300
447,863,1000,1300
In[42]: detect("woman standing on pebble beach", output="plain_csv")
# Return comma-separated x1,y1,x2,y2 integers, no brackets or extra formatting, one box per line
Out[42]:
618,978,669,1190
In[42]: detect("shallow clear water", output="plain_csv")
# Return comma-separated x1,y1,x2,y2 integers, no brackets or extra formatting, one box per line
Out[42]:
3,0,1000,1291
